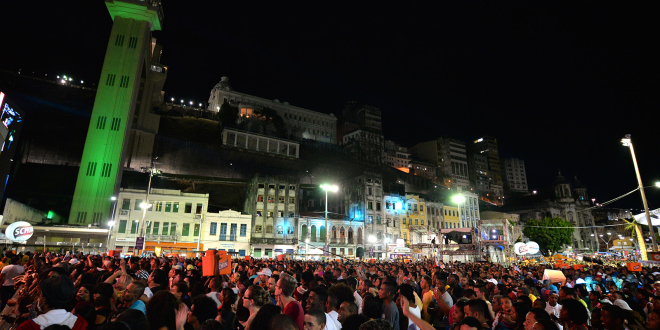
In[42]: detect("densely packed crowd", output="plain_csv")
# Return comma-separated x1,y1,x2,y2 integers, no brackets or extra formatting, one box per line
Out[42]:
1,251,660,330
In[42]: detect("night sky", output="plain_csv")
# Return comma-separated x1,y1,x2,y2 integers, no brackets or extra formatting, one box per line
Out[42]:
3,1,658,211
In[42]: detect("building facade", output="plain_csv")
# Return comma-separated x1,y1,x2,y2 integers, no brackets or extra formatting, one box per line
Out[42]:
456,192,480,228
342,172,387,257
341,130,384,166
471,137,503,198
410,137,470,190
444,206,460,228
502,158,529,194
468,153,491,194
202,210,252,256
410,160,436,180
110,188,208,255
244,176,299,258
383,140,411,170
208,77,337,144
298,215,364,259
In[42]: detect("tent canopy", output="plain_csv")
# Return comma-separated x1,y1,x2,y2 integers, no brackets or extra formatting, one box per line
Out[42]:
552,254,567,259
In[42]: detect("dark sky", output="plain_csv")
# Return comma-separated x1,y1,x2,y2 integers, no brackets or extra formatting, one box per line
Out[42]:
2,1,658,211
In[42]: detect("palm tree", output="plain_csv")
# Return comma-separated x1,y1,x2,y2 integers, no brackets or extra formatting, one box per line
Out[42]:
622,218,648,260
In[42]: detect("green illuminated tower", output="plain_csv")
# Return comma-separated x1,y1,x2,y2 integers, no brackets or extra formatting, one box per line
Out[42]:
69,0,164,225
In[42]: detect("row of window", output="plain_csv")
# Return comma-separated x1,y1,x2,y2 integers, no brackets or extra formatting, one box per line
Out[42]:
255,210,295,218
253,225,294,234
208,223,248,238
257,195,295,203
257,184,296,190
117,220,200,237
121,199,204,214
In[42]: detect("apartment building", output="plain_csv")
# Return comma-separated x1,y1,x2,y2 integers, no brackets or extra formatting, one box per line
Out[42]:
111,188,209,254
502,158,529,194
203,210,252,256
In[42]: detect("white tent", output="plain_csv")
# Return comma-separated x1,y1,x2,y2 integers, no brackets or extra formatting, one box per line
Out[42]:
633,208,660,226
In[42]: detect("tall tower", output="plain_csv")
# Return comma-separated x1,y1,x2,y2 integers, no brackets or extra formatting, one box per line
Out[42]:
68,0,163,225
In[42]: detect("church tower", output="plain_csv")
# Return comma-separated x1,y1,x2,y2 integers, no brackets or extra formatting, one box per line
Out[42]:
68,0,164,224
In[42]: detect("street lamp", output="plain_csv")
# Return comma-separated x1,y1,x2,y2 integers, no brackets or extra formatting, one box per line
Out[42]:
622,134,657,252
385,237,391,260
138,167,160,255
305,238,310,259
452,195,466,227
106,220,115,250
368,235,376,259
320,184,338,247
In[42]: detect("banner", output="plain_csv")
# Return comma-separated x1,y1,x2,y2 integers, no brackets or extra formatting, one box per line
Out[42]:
626,262,642,272
202,250,217,277
218,255,232,275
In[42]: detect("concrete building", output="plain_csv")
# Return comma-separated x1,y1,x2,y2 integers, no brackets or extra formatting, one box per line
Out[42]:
244,176,299,258
339,103,384,166
208,77,337,144
383,193,406,245
502,158,529,194
202,210,252,256
410,137,470,190
110,188,209,255
468,153,491,194
454,192,480,228
470,136,503,198
410,160,436,180
342,172,387,257
69,0,166,225
341,130,384,166
383,140,411,170
444,206,460,228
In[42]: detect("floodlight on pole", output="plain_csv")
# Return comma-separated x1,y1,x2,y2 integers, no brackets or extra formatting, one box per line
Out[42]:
368,235,376,243
320,184,339,247
622,134,657,253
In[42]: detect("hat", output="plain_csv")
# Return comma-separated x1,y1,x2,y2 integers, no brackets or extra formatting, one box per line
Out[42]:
69,258,79,265
487,279,498,285
135,270,150,280
613,300,632,311
257,268,272,277
172,264,183,271
599,299,612,305
41,275,75,307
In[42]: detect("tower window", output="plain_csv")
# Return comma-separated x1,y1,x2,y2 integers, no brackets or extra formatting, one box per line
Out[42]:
86,162,97,176
111,118,121,131
96,116,107,130
105,73,116,86
114,34,125,47
119,76,130,88
128,36,138,48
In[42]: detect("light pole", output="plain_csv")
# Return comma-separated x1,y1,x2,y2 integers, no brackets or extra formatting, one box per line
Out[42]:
622,134,658,252
452,195,466,227
368,235,376,259
138,167,160,255
384,237,391,260
305,238,310,260
599,233,613,252
106,196,118,252
320,184,338,247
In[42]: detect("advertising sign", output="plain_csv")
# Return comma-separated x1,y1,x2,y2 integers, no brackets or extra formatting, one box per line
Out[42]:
135,237,145,250
514,241,540,255
218,255,231,275
6,221,34,242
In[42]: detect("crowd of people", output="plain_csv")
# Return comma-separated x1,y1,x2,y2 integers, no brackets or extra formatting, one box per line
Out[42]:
0,250,660,330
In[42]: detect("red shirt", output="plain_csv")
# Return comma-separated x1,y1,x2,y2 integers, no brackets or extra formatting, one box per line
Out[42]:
283,300,304,330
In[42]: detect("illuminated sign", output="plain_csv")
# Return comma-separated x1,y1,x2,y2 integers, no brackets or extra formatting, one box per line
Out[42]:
514,241,540,255
5,221,34,242
1,102,22,130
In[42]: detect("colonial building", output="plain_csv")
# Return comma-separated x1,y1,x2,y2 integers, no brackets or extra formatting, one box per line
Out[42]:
443,206,460,229
298,214,364,259
501,172,598,252
244,176,299,258
502,158,529,194
110,188,209,255
202,210,252,256
342,172,387,257
457,192,480,228
208,77,337,144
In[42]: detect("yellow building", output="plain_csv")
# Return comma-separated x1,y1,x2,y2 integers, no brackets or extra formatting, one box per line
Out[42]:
400,194,427,245
444,206,460,228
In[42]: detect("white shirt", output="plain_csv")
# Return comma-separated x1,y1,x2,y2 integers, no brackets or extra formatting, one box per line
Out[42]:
407,305,421,330
1,264,25,286
325,313,341,330
207,291,221,308
545,303,563,330
354,290,363,314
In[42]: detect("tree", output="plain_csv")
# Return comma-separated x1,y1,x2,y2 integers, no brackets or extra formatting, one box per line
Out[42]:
523,217,574,256
622,218,648,260
218,101,238,128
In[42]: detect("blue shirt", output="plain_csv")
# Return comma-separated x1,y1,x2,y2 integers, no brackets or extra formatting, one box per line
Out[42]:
129,300,146,314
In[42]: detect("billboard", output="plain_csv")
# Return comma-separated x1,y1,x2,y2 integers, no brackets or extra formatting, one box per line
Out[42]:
0,92,25,205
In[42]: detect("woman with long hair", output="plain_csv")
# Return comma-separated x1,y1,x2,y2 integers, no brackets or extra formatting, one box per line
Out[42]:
495,301,528,330
93,282,115,325
243,285,271,330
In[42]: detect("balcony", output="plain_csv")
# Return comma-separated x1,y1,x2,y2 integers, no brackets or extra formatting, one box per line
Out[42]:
250,237,294,245
145,234,179,241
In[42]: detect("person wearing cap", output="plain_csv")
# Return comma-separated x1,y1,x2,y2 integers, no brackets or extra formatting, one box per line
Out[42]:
16,275,88,330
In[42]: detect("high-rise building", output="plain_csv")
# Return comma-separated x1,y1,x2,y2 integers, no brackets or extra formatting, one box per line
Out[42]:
471,136,503,197
467,152,491,193
69,0,165,225
410,137,470,189
339,102,384,166
502,158,529,194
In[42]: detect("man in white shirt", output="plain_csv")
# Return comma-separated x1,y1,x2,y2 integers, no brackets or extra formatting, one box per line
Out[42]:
206,277,222,308
399,284,420,330
545,293,563,330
